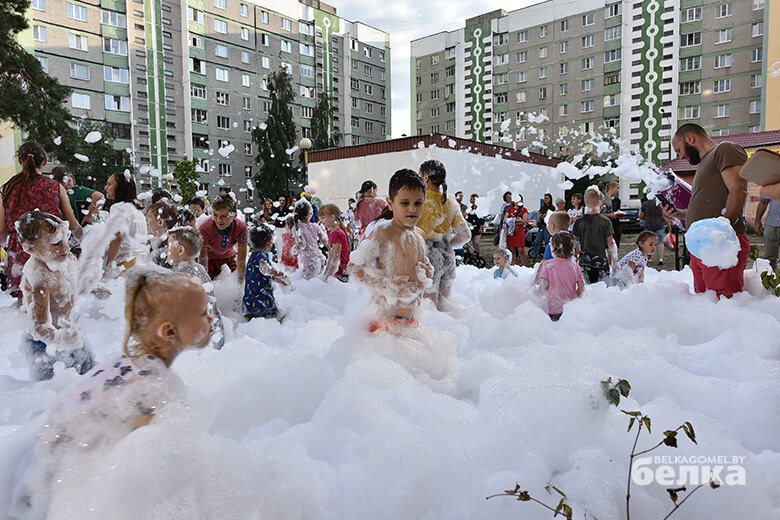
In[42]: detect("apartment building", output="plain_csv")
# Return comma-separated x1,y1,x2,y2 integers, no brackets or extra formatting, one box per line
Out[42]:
26,0,390,202
411,0,771,168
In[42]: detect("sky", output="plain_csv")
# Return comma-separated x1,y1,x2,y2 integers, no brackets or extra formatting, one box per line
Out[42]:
335,0,541,137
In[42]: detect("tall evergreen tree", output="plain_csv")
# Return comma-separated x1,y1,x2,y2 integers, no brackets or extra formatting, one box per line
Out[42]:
252,69,298,199
0,0,74,150
310,92,341,150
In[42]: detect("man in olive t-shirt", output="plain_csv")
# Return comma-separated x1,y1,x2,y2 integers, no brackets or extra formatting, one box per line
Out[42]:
663,124,749,298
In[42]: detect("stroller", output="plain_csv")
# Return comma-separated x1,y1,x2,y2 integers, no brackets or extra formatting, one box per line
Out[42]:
455,242,487,269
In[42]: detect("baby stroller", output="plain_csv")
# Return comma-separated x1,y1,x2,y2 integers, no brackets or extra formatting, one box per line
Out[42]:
455,242,487,269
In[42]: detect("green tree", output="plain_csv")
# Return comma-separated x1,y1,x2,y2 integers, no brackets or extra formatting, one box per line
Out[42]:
311,92,341,150
0,0,74,150
252,69,299,199
173,156,200,202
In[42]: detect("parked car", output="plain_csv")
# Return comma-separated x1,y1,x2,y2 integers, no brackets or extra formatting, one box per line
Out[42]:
618,208,642,233
483,214,497,234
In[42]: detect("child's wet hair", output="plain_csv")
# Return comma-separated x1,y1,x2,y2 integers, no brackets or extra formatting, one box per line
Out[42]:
249,224,274,249
168,226,203,258
178,207,195,226
636,230,657,246
16,210,65,244
212,192,237,213
550,231,575,258
547,211,571,231
583,186,603,206
122,267,200,358
151,187,173,204
148,200,179,230
420,159,447,203
50,165,72,184
293,198,312,229
376,168,425,221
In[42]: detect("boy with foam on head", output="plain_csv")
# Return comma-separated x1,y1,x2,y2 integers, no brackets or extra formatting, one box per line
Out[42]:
348,169,434,332
572,186,619,284
492,248,518,279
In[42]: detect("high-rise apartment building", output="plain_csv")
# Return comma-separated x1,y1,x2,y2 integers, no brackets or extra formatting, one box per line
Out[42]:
411,0,771,166
25,0,390,201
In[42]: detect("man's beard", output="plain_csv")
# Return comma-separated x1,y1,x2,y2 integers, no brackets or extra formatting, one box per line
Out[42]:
684,142,701,165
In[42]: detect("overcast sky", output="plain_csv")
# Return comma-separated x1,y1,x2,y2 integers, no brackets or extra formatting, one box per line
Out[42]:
335,0,540,137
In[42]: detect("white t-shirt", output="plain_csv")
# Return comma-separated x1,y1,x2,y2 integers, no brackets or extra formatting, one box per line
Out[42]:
108,202,149,264
567,207,584,231
619,247,648,274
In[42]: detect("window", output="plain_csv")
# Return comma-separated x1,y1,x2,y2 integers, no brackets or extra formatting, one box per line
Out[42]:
713,104,730,118
581,78,593,91
71,92,90,109
219,164,231,177
214,0,226,8
560,83,568,95
300,43,314,57
495,73,508,84
517,30,527,43
33,25,46,42
105,94,130,112
580,100,594,113
539,87,547,100
187,7,204,24
679,81,700,95
240,3,248,16
364,64,373,77
714,79,731,93
215,68,229,82
495,53,508,65
37,56,48,72
104,66,128,83
364,47,372,58
191,34,204,48
559,104,568,117
281,18,292,31
516,51,528,63
604,94,618,106
516,91,527,103
69,33,88,51
190,57,205,74
262,100,271,112
749,100,761,114
582,13,595,26
539,67,548,79
605,3,621,18
752,23,763,38
517,71,527,83
281,40,291,53
241,27,249,40
682,105,699,119
582,35,594,48
241,74,250,87
559,41,569,54
753,0,764,8
430,107,440,118
604,49,621,62
261,56,270,69
242,97,250,109
556,62,567,75
300,85,314,98
445,120,455,131
214,19,227,34
191,84,206,100
715,29,732,44
682,7,701,22
244,143,252,156
300,64,314,78
581,57,594,70
752,48,762,62
540,25,549,38
712,129,729,136
299,22,313,36
365,102,375,114
216,91,229,105
192,108,207,124
446,101,456,113
445,66,455,78
430,72,440,83
750,74,762,88
102,10,126,28
539,46,548,59
216,116,230,129
379,50,386,62
67,3,87,21
605,26,621,41
261,10,269,23
430,55,440,66
681,32,701,47
680,56,701,71
365,121,374,132
33,0,45,10
215,44,228,58
445,84,455,96
430,90,440,100
103,37,127,55
716,3,732,17
560,19,569,32
604,72,619,85
713,54,731,69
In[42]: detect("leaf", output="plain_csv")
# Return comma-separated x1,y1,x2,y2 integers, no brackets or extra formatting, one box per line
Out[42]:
667,486,686,503
627,417,635,432
682,422,697,444
710,480,721,489
552,486,567,498
563,504,573,519
643,416,651,434
616,379,631,397
621,410,642,417
554,498,565,516
662,430,678,448
517,491,531,501
606,388,620,406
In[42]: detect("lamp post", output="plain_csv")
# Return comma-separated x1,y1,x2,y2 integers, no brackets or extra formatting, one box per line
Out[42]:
164,172,174,192
300,137,312,186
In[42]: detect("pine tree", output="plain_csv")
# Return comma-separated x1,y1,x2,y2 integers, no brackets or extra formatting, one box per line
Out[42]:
252,69,299,199
311,92,341,150
0,0,74,150
173,156,200,202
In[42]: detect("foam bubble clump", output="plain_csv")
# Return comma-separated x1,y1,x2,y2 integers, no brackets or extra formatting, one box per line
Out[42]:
685,217,740,268
0,262,778,519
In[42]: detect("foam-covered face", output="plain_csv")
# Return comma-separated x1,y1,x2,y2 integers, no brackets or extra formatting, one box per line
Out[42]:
188,204,203,218
23,225,70,263
104,174,118,200
387,186,425,228
61,175,75,190
212,207,235,230
173,284,212,349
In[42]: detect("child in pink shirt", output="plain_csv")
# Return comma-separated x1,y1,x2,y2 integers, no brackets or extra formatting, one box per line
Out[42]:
538,231,585,321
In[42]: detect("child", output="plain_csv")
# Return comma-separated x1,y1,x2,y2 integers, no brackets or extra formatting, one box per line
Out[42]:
541,212,571,260
17,211,93,380
12,267,212,517
319,203,351,282
538,231,585,321
619,230,658,283
198,192,248,280
493,248,518,279
167,226,225,349
292,199,328,280
104,171,147,273
349,169,434,332
146,200,178,267
244,224,291,319
572,186,618,284
567,192,584,231
280,215,298,272
178,207,196,228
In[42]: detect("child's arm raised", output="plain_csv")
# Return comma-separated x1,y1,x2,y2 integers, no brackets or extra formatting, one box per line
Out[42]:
258,259,291,286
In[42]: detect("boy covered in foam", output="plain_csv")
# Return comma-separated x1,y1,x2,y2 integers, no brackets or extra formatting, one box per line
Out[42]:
17,210,93,380
348,169,434,332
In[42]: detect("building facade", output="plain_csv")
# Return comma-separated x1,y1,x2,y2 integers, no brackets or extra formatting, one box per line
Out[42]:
411,0,772,170
25,0,390,202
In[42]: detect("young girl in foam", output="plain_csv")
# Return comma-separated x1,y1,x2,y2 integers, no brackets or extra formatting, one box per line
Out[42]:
538,231,585,322
11,267,212,518
103,171,148,274
244,224,291,319
145,200,179,268
292,199,328,280
618,230,658,284
280,215,298,273
319,203,351,282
